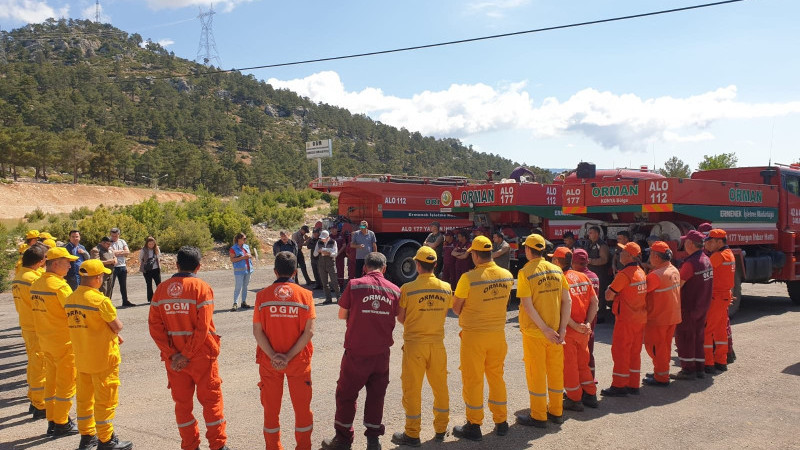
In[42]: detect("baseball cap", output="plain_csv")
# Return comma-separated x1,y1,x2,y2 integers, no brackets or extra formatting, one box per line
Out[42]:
468,235,493,252
650,241,670,253
706,229,727,240
79,259,111,277
25,230,40,240
320,230,330,239
414,246,438,263
549,246,573,259
573,248,589,262
42,239,57,248
617,242,641,257
38,232,54,240
46,247,79,261
697,223,713,233
680,230,705,244
524,234,546,250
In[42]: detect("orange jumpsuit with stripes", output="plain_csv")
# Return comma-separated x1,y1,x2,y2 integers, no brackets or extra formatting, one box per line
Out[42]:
705,248,735,366
644,264,682,383
253,278,316,450
607,264,647,389
149,273,227,450
12,267,46,411
563,269,598,402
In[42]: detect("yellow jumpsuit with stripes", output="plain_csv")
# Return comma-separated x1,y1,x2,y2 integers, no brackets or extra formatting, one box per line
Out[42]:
11,267,46,410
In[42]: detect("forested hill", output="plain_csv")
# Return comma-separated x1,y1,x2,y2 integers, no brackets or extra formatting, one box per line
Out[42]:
0,19,550,194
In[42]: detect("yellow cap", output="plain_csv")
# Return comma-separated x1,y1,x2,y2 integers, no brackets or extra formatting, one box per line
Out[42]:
42,239,57,248
25,230,40,240
468,235,493,252
46,247,79,261
414,246,438,263
39,232,54,240
524,234,546,250
18,243,29,254
79,259,111,277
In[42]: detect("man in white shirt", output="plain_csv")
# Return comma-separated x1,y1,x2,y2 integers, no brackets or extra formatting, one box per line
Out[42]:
109,228,134,307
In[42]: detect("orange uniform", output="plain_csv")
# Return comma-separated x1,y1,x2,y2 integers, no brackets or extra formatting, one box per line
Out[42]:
149,273,227,450
705,248,735,366
608,264,647,389
644,264,682,383
253,279,316,450
563,270,597,402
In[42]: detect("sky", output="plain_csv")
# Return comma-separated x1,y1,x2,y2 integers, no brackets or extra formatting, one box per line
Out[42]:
2,0,799,172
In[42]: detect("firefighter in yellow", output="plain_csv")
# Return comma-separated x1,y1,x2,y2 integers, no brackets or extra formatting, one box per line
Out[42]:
452,235,514,442
31,246,80,437
12,243,48,419
515,235,572,428
391,246,453,447
16,229,40,274
66,259,134,450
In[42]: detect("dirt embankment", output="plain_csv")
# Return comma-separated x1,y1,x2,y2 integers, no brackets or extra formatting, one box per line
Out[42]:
0,182,196,219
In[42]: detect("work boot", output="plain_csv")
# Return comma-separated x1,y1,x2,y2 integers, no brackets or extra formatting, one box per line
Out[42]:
212,447,231,450
121,301,136,307
453,422,483,441
366,436,381,450
32,406,46,420
704,365,718,375
643,377,669,387
390,432,420,447
626,387,640,395
78,434,98,450
493,421,509,436
714,363,728,372
644,372,654,379
563,396,584,412
600,386,628,397
240,302,251,309
727,349,737,364
321,436,352,450
46,420,55,435
581,393,599,409
51,418,78,437
433,430,449,441
515,414,547,429
230,303,239,312
670,370,696,380
696,370,706,379
323,298,333,305
97,433,133,450
547,413,564,424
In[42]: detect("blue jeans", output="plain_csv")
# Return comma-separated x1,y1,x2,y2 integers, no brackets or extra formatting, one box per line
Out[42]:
233,272,251,305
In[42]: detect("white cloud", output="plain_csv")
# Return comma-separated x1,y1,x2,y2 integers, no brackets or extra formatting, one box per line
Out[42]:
267,71,800,153
466,0,530,18
158,38,174,47
80,3,110,23
142,0,253,13
0,0,69,23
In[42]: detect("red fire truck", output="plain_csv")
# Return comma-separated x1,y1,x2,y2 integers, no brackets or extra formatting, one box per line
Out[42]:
560,163,800,315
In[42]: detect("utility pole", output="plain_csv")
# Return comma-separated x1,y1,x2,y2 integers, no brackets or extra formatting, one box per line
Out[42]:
196,4,221,67
95,0,100,23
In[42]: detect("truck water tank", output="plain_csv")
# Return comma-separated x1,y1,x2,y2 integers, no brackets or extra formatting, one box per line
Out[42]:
744,256,773,283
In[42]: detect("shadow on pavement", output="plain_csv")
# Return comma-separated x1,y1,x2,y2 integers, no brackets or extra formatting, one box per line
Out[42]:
782,362,800,377
1,433,56,449
730,294,799,325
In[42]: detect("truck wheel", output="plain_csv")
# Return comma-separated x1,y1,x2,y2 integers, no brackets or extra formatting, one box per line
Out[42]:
390,246,418,285
787,280,800,305
728,265,743,317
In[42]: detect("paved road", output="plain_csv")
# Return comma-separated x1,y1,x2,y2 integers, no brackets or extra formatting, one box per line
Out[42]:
1,269,799,449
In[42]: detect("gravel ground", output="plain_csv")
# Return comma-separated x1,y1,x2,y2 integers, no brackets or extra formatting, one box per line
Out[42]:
1,268,799,450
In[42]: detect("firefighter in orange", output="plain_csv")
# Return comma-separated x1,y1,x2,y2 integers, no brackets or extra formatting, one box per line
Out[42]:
601,242,647,397
66,259,133,450
149,246,231,450
253,251,316,450
12,243,47,420
703,229,735,373
515,238,572,427
552,247,599,411
31,246,80,436
391,246,452,447
642,242,682,386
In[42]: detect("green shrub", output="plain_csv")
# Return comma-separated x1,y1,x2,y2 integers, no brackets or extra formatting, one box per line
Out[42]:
124,197,165,237
69,206,93,221
158,220,213,253
0,224,15,293
78,209,148,251
46,217,77,242
207,207,252,243
25,208,46,222
270,207,305,229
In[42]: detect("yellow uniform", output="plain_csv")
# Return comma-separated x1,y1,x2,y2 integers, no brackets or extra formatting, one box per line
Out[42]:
11,267,46,410
399,273,453,438
516,257,570,421
31,272,76,425
66,286,121,442
455,261,513,425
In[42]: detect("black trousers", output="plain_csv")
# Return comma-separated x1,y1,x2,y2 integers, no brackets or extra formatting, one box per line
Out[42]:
296,250,313,284
143,269,162,303
110,266,129,304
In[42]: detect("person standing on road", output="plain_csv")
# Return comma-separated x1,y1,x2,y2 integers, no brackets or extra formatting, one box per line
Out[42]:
109,228,134,308
391,247,453,447
139,236,162,304
440,232,455,285
322,252,400,450
12,244,48,420
641,242,682,387
292,226,314,286
65,230,89,291
612,231,631,276
586,226,611,322
314,230,341,304
307,229,323,290
331,226,348,291
229,232,254,311
148,246,231,450
423,222,444,276
253,251,316,450
601,242,647,397
350,221,378,278
31,246,80,437
273,231,298,257
66,259,133,450
703,229,735,374
673,231,714,380
16,229,40,274
515,239,572,427
451,231,472,285
571,249,600,380
491,231,511,271
451,236,513,442
562,231,576,251
91,237,116,298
